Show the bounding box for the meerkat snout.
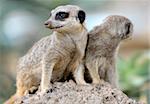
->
[44,5,86,32]
[44,21,52,28]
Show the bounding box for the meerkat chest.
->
[51,34,76,55]
[74,33,87,59]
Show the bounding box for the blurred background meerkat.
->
[84,15,133,88]
[5,5,87,104]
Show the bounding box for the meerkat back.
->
[85,15,133,88]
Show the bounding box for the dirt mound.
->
[15,81,143,104]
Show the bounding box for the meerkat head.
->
[44,5,86,33]
[103,15,133,40]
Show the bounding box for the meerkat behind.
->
[5,5,87,104]
[84,15,133,87]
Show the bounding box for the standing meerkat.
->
[84,15,133,87]
[5,5,87,104]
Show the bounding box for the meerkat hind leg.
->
[28,86,39,94]
[105,66,118,88]
[86,63,101,84]
[16,70,40,96]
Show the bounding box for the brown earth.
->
[15,80,143,104]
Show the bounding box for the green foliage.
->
[117,52,150,98]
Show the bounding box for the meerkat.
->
[5,5,87,104]
[84,15,133,88]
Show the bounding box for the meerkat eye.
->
[55,12,69,21]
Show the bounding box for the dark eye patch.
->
[55,12,69,21]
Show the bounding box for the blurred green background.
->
[0,0,149,103]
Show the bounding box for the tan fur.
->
[84,15,133,87]
[5,5,87,104]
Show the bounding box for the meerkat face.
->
[104,15,133,40]
[44,5,86,33]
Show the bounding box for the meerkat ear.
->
[125,23,131,35]
[78,10,86,24]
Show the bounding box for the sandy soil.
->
[15,80,143,104]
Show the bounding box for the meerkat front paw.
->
[39,86,53,96]
[41,85,52,93]
[75,78,87,85]
[41,82,53,94]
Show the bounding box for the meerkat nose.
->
[44,21,52,27]
[44,22,48,26]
